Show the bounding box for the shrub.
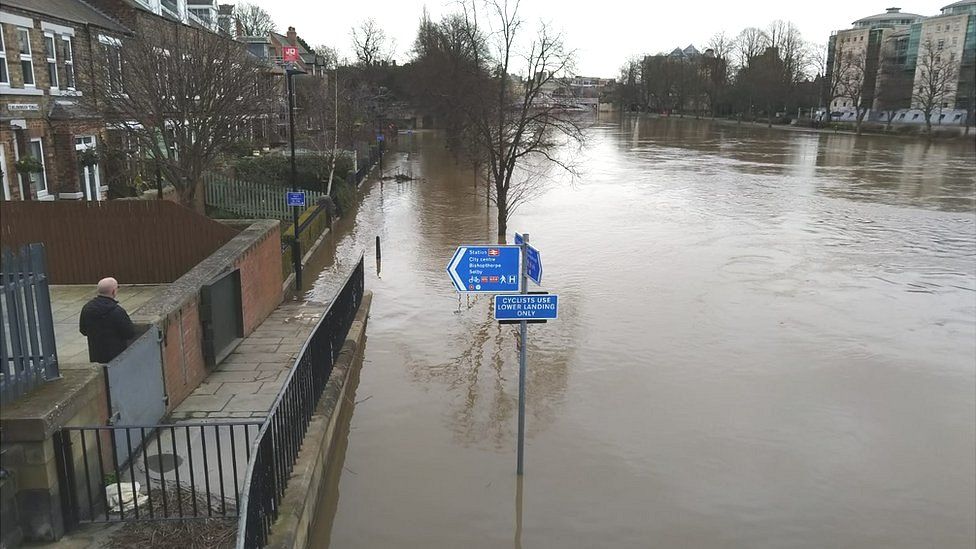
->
[232,153,353,192]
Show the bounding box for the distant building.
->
[823,3,976,126]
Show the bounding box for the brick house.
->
[0,0,129,201]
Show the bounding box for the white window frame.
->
[44,32,58,89]
[0,26,9,85]
[99,34,124,95]
[61,35,75,90]
[17,27,35,88]
[28,138,49,198]
[0,146,10,200]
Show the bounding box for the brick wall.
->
[236,222,284,334]
[0,8,114,201]
[131,220,283,413]
[159,300,208,410]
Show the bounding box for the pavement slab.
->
[170,299,325,421]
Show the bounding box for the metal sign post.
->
[517,234,529,475]
[446,234,558,476]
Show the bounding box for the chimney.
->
[287,26,297,46]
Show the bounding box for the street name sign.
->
[286,191,306,207]
[494,294,558,321]
[447,245,522,293]
[514,233,542,285]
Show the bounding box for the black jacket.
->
[79,295,136,363]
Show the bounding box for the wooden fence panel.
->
[0,201,240,284]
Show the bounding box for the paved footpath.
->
[169,299,324,421]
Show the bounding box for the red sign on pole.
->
[283,46,299,62]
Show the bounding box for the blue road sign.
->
[513,233,542,285]
[286,191,306,207]
[447,246,522,293]
[494,294,559,321]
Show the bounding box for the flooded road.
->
[304,116,976,548]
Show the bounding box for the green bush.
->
[233,153,353,192]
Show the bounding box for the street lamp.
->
[286,64,307,292]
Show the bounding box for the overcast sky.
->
[251,0,953,76]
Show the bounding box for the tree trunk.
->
[495,185,507,238]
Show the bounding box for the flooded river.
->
[302,116,976,548]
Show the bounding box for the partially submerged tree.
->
[233,2,276,36]
[912,37,958,135]
[469,0,585,237]
[89,21,273,210]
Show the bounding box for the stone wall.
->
[0,367,108,542]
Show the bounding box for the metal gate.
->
[201,269,243,367]
[104,325,166,465]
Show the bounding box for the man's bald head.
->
[97,277,119,299]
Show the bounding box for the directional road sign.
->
[286,191,306,207]
[494,294,558,321]
[514,233,542,285]
[447,246,522,293]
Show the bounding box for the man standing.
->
[79,277,136,363]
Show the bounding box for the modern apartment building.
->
[823,2,976,126]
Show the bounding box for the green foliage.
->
[77,148,100,166]
[14,156,44,174]
[334,180,356,214]
[223,139,258,158]
[232,153,353,192]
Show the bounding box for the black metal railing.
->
[236,255,364,548]
[1,243,59,405]
[56,421,262,527]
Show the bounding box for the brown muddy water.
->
[299,116,976,548]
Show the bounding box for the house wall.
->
[0,7,117,201]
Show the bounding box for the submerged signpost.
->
[447,233,558,475]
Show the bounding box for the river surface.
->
[300,116,976,548]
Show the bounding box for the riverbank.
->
[627,112,976,142]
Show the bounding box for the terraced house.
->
[0,0,128,201]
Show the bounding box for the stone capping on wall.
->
[263,291,372,549]
[0,367,103,442]
[130,219,278,326]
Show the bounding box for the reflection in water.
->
[311,119,975,549]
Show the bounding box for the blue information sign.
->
[447,246,522,293]
[286,191,306,207]
[494,294,559,320]
[514,233,542,285]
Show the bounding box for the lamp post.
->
[286,63,307,292]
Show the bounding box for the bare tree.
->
[351,18,394,66]
[466,0,584,237]
[312,45,339,69]
[912,38,959,135]
[233,2,276,36]
[88,21,273,211]
[836,49,870,133]
[733,27,769,70]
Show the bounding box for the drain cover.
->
[145,453,182,474]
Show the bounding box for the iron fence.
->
[0,243,58,405]
[56,421,262,527]
[236,255,365,548]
